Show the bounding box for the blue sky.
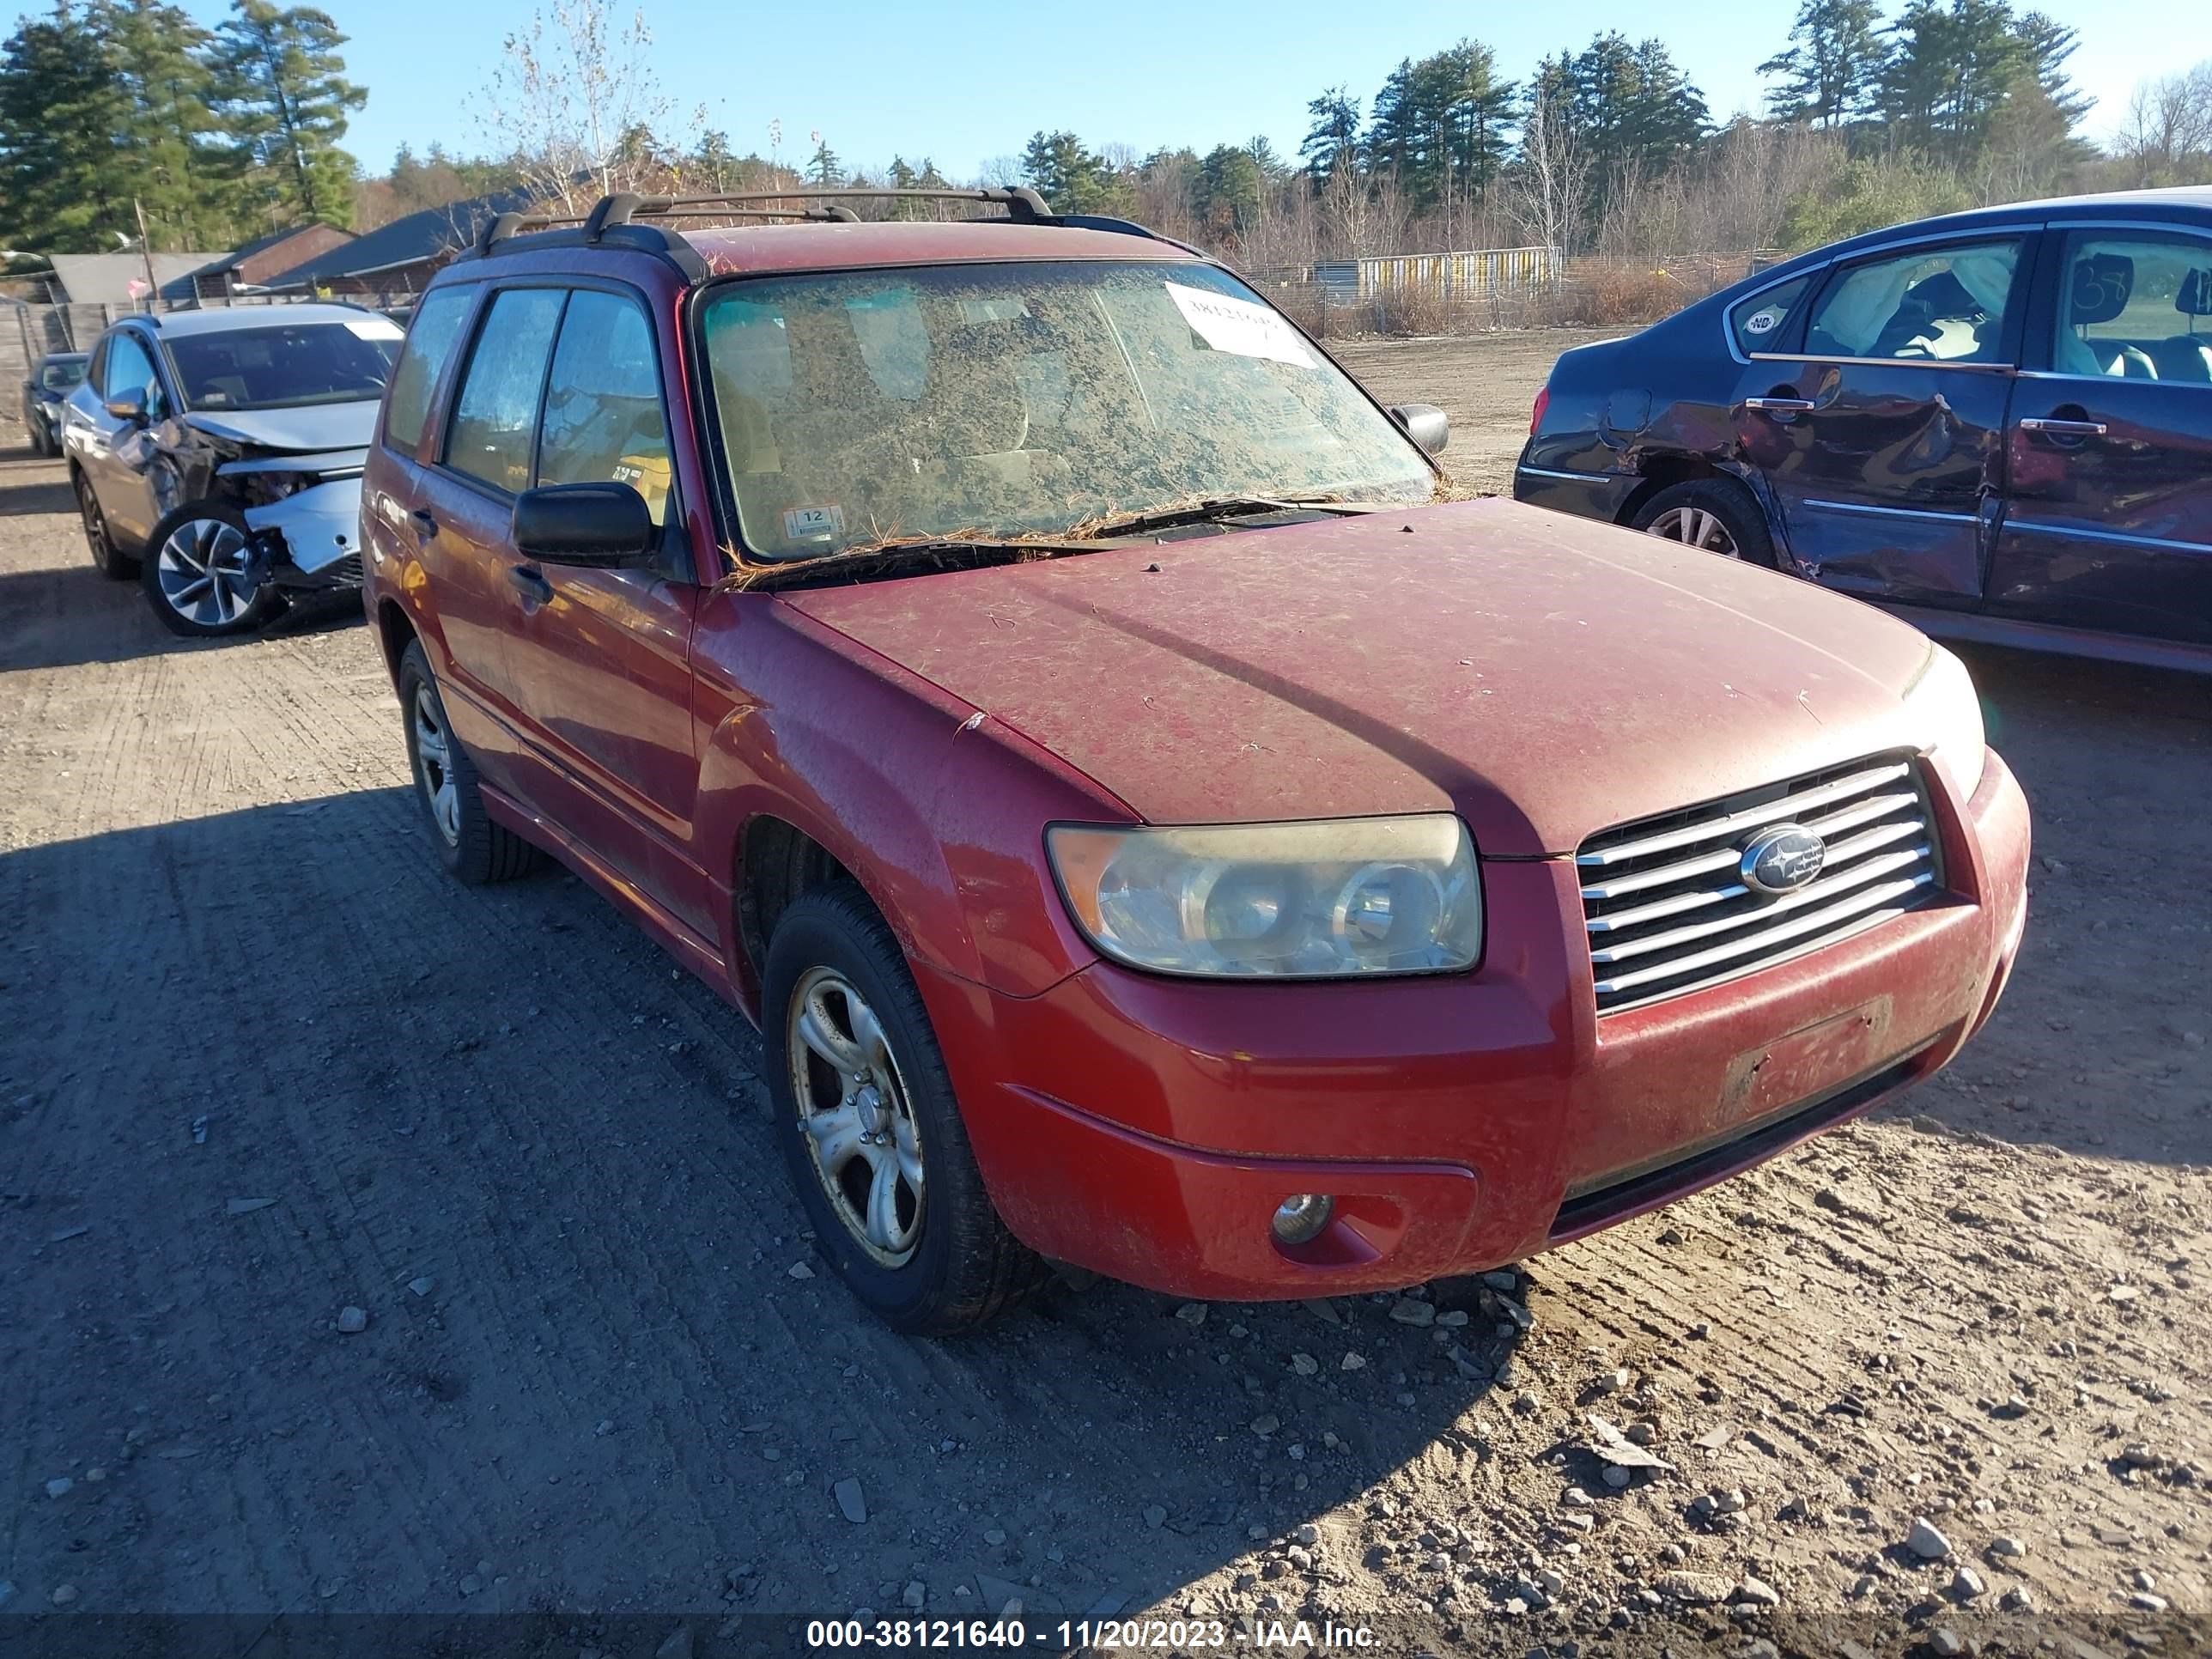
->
[167,0,2209,181]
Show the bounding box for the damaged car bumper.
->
[222,452,364,587]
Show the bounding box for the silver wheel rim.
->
[410,686,461,846]
[787,967,925,1268]
[1648,505,1741,558]
[155,518,257,625]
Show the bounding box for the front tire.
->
[1631,478,1778,568]
[141,500,283,636]
[396,641,539,884]
[76,471,137,580]
[764,885,1045,1334]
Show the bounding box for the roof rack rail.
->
[585,186,1051,235]
[477,185,1056,254]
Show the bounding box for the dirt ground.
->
[3,332,2209,1659]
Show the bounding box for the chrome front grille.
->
[1577,754,1942,1015]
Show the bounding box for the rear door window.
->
[1805,239,2026,364]
[535,289,672,524]
[382,287,476,453]
[444,288,566,495]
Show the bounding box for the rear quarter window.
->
[1729,276,1812,355]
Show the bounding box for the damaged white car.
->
[61,304,402,638]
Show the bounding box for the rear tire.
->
[396,641,540,884]
[1631,478,1777,568]
[141,500,283,636]
[764,885,1046,1334]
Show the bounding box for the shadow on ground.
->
[0,559,363,672]
[2,787,1509,1626]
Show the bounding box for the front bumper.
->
[922,750,2029,1300]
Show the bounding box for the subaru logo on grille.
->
[1741,824,1826,895]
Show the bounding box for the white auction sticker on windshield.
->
[344,317,404,341]
[1164,282,1316,368]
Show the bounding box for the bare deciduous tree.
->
[477,0,678,216]
[2115,62,2212,187]
[1320,161,1411,259]
[1508,92,1592,261]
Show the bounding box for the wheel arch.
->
[376,598,420,689]
[737,814,871,987]
[1617,455,1793,563]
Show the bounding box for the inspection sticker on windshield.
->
[1164,282,1316,368]
[343,317,404,341]
[783,504,845,540]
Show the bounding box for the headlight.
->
[1046,816,1482,978]
[1904,643,1985,802]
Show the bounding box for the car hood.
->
[181,402,380,453]
[781,499,1940,855]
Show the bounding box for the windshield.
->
[165,320,402,412]
[699,260,1433,560]
[40,359,86,392]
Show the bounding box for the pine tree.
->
[0,3,136,251]
[96,0,228,247]
[1759,0,1887,129]
[1195,144,1262,235]
[805,137,842,187]
[1876,0,2034,168]
[1300,88,1362,181]
[693,129,736,192]
[1020,131,1122,214]
[211,0,364,230]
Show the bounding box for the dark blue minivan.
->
[1516,186,2212,672]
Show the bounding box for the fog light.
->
[1271,1193,1334,1245]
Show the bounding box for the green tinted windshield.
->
[699,260,1432,560]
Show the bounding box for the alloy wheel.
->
[1646,505,1741,558]
[410,687,461,847]
[787,966,926,1267]
[77,479,111,564]
[154,517,259,626]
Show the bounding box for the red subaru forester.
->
[361,188,2029,1333]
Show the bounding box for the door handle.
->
[507,564,553,605]
[1745,397,1817,416]
[2018,416,2108,438]
[409,507,437,538]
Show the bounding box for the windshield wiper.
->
[1070,495,1374,540]
[726,535,1115,592]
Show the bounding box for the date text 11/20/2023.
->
[805,1617,1382,1649]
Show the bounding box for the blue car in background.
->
[1516,186,2212,672]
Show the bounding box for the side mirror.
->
[511,482,655,566]
[102,386,148,424]
[1388,403,1449,455]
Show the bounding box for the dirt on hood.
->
[781,497,1939,854]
